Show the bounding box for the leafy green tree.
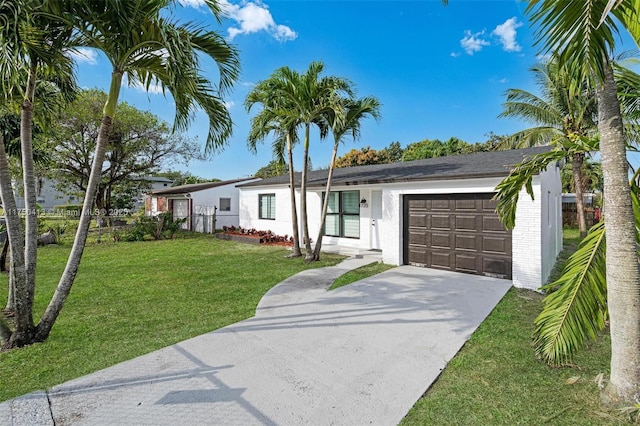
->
[48,89,200,215]
[313,96,381,260]
[380,141,403,162]
[401,137,471,161]
[498,57,599,237]
[335,146,390,168]
[156,170,214,187]
[254,159,289,179]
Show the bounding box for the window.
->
[220,197,231,212]
[259,194,276,220]
[324,190,360,238]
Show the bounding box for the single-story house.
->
[146,178,260,232]
[238,147,562,290]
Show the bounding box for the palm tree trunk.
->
[572,153,588,237]
[597,61,640,406]
[0,130,29,349]
[313,140,339,260]
[300,124,313,260]
[286,133,301,257]
[20,62,38,323]
[35,71,122,342]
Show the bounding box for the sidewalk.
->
[1,253,511,425]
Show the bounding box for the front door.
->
[370,190,382,250]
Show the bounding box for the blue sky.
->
[69,0,637,181]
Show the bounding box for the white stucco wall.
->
[189,179,259,229]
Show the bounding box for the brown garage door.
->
[403,193,512,279]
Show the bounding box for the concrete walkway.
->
[1,255,511,426]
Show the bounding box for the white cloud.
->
[220,0,297,42]
[460,30,490,55]
[450,52,461,58]
[177,0,207,9]
[492,17,523,52]
[68,48,98,65]
[224,100,235,110]
[126,76,164,95]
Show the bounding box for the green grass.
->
[0,234,344,401]
[402,227,623,425]
[328,262,396,290]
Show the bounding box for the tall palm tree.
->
[245,73,303,257]
[282,62,351,260]
[1,0,239,349]
[499,58,598,237]
[527,0,640,404]
[34,0,239,343]
[312,96,381,260]
[0,0,77,348]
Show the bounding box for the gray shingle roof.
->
[152,178,255,195]
[238,146,553,188]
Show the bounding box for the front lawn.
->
[0,234,344,401]
[402,227,621,425]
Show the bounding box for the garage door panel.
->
[455,199,478,211]
[455,254,477,273]
[482,198,498,210]
[410,214,427,228]
[483,236,507,254]
[431,199,450,211]
[483,258,509,277]
[455,234,478,251]
[405,193,511,279]
[431,215,451,230]
[483,216,506,232]
[408,246,427,265]
[455,215,477,232]
[409,230,427,246]
[430,251,452,269]
[431,232,452,250]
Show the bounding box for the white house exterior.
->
[147,178,260,232]
[238,147,563,291]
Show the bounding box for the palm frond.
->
[533,220,607,366]
[494,149,567,229]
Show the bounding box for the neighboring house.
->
[238,147,563,291]
[146,178,260,232]
[132,176,173,210]
[14,177,77,211]
[13,176,174,212]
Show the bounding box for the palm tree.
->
[312,96,381,260]
[499,58,598,237]
[282,62,351,260]
[1,0,239,349]
[34,0,239,343]
[525,0,640,404]
[245,72,303,257]
[0,0,77,348]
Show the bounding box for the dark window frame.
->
[259,193,276,220]
[323,190,360,239]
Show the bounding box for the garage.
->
[403,193,512,279]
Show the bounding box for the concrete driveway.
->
[2,262,511,426]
